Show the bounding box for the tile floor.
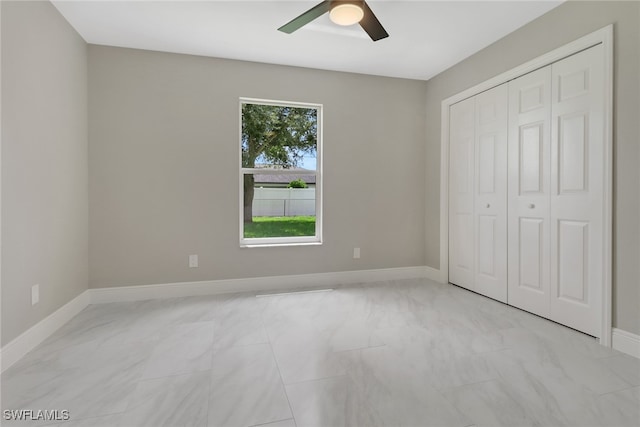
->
[2,278,639,427]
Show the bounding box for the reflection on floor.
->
[2,278,639,427]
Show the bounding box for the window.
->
[240,98,322,246]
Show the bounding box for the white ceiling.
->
[51,1,563,81]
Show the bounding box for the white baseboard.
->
[612,328,640,359]
[89,266,429,304]
[0,290,90,373]
[423,266,443,283]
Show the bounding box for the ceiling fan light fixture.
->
[278,0,388,41]
[329,3,364,26]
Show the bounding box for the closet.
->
[448,43,606,337]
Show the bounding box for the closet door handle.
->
[528,203,535,209]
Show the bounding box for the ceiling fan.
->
[278,0,389,42]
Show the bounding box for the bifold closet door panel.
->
[549,45,604,337]
[507,66,552,317]
[449,97,475,290]
[474,85,508,303]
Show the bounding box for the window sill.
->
[240,241,323,249]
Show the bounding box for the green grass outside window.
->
[243,216,316,238]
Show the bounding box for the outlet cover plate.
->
[189,254,198,268]
[31,284,40,305]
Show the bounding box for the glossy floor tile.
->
[2,278,639,426]
[209,343,291,427]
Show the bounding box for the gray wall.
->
[424,1,640,334]
[88,46,426,288]
[1,1,88,345]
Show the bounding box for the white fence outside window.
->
[252,188,315,217]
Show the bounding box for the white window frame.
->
[239,97,323,247]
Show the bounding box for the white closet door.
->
[474,85,508,302]
[507,66,552,316]
[549,45,604,336]
[449,97,475,290]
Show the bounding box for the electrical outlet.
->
[31,284,40,306]
[189,254,198,268]
[353,247,361,259]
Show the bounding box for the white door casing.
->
[474,85,508,302]
[507,66,553,317]
[449,97,475,291]
[549,45,604,336]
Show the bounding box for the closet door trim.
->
[439,24,613,346]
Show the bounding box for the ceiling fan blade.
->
[278,1,332,34]
[359,1,389,41]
